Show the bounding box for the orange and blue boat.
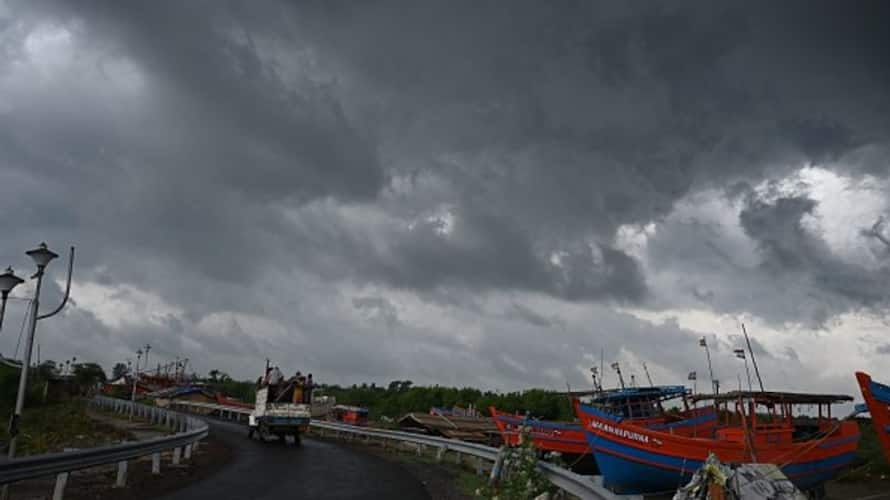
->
[491,386,718,473]
[575,391,860,494]
[855,371,890,465]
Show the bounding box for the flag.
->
[688,371,697,381]
[699,337,707,347]
[734,349,746,359]
[610,362,620,370]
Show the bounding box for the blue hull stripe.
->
[869,380,890,405]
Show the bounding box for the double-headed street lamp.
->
[5,243,75,465]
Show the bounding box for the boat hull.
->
[856,371,890,466]
[575,401,859,494]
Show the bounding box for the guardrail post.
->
[435,446,446,463]
[489,447,506,487]
[115,460,128,488]
[52,472,69,500]
[455,451,462,465]
[152,453,161,475]
[474,457,485,476]
[415,443,422,457]
[172,447,182,466]
[184,443,192,460]
[192,440,200,453]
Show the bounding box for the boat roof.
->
[566,385,688,401]
[691,391,852,405]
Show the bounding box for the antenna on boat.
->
[741,323,765,392]
[600,348,605,390]
[734,348,754,392]
[611,362,625,390]
[590,366,601,392]
[642,362,654,387]
[630,374,637,388]
[699,336,718,395]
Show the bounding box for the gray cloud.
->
[0,1,888,389]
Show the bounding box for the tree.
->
[111,362,128,380]
[73,363,107,388]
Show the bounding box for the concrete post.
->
[415,443,422,457]
[173,447,182,465]
[52,472,69,500]
[435,447,446,463]
[152,453,161,475]
[184,444,192,460]
[192,440,200,454]
[455,451,462,465]
[115,461,128,488]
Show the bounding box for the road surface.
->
[156,419,430,500]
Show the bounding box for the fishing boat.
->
[575,391,860,494]
[490,386,718,473]
[855,371,890,465]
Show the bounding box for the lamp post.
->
[6,244,74,467]
[0,267,24,333]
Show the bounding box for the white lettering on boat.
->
[588,420,650,444]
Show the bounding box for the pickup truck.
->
[248,386,311,444]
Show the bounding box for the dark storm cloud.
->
[1,1,889,382]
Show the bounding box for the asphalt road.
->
[156,419,430,500]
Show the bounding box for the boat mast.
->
[611,362,625,390]
[699,336,718,395]
[741,323,766,392]
[642,362,654,387]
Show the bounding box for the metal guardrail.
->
[171,400,638,500]
[0,396,209,499]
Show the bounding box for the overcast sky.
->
[1,1,889,398]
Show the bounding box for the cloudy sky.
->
[1,1,889,398]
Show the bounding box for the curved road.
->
[157,419,430,500]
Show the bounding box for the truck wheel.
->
[247,427,255,439]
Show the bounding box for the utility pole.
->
[131,349,142,419]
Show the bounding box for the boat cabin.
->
[690,391,853,447]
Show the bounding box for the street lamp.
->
[0,267,24,332]
[6,244,74,467]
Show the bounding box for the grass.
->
[0,400,131,456]
[457,469,488,497]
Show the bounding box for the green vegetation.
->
[318,380,575,421]
[835,417,890,482]
[0,359,110,455]
[0,400,129,456]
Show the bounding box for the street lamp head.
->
[26,243,58,270]
[0,267,24,297]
